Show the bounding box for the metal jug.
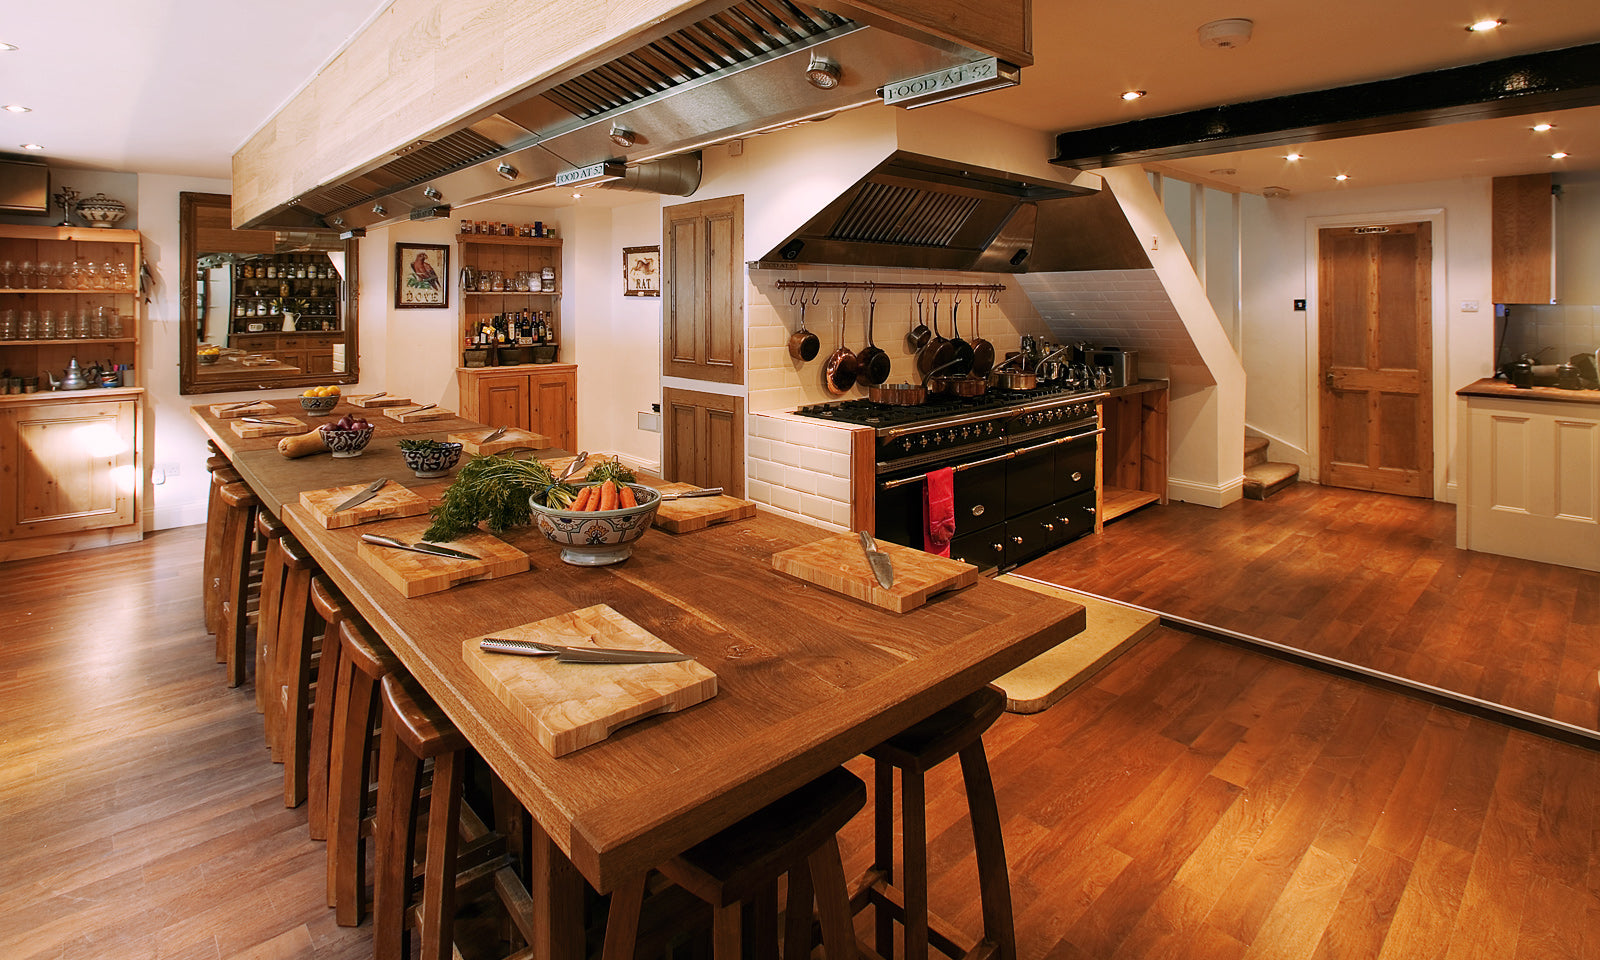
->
[50,357,92,391]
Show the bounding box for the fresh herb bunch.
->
[423,455,576,542]
[583,457,637,486]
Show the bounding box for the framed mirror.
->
[178,192,360,394]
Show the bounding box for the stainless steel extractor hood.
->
[245,1,1010,232]
[753,150,1152,273]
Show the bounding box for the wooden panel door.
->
[1491,173,1554,304]
[662,196,744,384]
[0,399,136,538]
[530,370,576,452]
[1318,223,1433,497]
[662,387,744,497]
[477,374,531,431]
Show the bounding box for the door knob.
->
[1324,371,1336,388]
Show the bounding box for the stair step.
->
[1244,435,1270,469]
[1243,461,1299,501]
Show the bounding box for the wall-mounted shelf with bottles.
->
[456,235,562,359]
[230,252,344,333]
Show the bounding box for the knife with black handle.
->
[361,533,479,561]
[479,637,691,663]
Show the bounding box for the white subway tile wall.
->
[1504,304,1600,365]
[747,411,864,530]
[1017,269,1202,371]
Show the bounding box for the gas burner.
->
[791,384,1090,429]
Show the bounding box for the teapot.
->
[45,357,93,391]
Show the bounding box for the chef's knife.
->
[333,477,388,512]
[220,399,259,412]
[241,416,296,425]
[360,533,479,561]
[481,425,508,444]
[858,531,895,589]
[659,487,724,501]
[479,637,692,664]
[405,403,437,415]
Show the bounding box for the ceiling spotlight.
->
[1284,152,1303,161]
[1121,89,1146,101]
[372,203,387,216]
[1334,174,1350,181]
[422,186,441,200]
[1467,18,1504,32]
[3,104,30,113]
[20,142,44,150]
[571,191,584,200]
[608,123,636,148]
[805,55,841,90]
[496,161,518,181]
[1551,151,1569,160]
[0,42,17,52]
[1531,123,1554,132]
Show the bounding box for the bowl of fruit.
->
[319,414,374,457]
[299,385,341,416]
[197,346,220,365]
[398,438,463,478]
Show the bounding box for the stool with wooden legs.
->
[253,511,287,725]
[272,535,321,804]
[306,576,352,841]
[375,673,531,960]
[601,766,867,960]
[216,481,259,688]
[203,458,240,642]
[854,685,1015,960]
[325,617,403,925]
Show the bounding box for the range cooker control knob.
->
[920,436,929,448]
[986,423,995,434]
[901,439,913,451]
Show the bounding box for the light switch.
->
[638,412,661,432]
[1460,300,1480,312]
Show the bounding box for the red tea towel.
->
[923,467,956,557]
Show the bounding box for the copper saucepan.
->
[787,285,819,362]
[856,284,891,386]
[989,353,1037,391]
[869,357,965,405]
[823,291,859,396]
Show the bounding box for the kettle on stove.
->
[44,357,93,391]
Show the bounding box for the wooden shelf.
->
[1,287,137,295]
[1101,487,1161,523]
[0,338,136,346]
[464,289,559,297]
[454,235,561,248]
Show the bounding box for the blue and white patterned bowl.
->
[400,441,462,478]
[320,425,374,457]
[300,395,339,416]
[528,483,660,566]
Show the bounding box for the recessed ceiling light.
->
[1285,152,1304,161]
[1334,174,1350,181]
[20,143,44,151]
[571,191,584,200]
[1551,152,1569,160]
[3,104,30,113]
[1120,90,1146,101]
[1466,18,1504,32]
[0,42,18,52]
[1531,122,1554,132]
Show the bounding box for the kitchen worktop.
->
[1456,377,1600,404]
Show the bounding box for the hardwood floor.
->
[1016,483,1600,730]
[3,523,1597,959]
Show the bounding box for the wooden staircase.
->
[1243,435,1299,500]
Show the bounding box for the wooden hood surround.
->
[230,0,1032,231]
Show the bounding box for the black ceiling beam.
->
[1051,42,1600,168]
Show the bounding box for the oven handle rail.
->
[876,428,1103,490]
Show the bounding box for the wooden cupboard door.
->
[1318,223,1433,498]
[0,399,136,538]
[1491,173,1554,304]
[477,375,531,431]
[662,387,744,497]
[662,196,744,385]
[530,370,576,452]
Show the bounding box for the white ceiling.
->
[4,0,1599,198]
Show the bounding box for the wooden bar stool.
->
[602,766,867,960]
[216,481,259,688]
[253,511,287,724]
[375,673,530,960]
[273,535,321,803]
[306,576,351,841]
[203,459,240,642]
[855,685,1015,960]
[327,617,402,926]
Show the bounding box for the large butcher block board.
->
[770,534,979,613]
[357,516,528,598]
[449,427,550,456]
[348,393,412,408]
[230,416,307,438]
[384,404,454,423]
[300,480,432,529]
[462,604,717,757]
[652,483,757,534]
[209,400,276,419]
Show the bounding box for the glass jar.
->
[107,312,124,338]
[41,310,58,339]
[78,309,93,339]
[1,308,16,339]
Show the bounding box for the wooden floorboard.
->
[3,523,1598,958]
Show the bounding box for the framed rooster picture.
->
[395,242,449,308]
[623,245,660,297]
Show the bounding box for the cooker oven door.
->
[874,449,1010,552]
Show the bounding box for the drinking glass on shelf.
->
[116,262,131,290]
[20,310,37,339]
[18,260,34,288]
[107,310,123,338]
[79,309,94,339]
[0,261,13,288]
[1,309,16,339]
[41,310,57,339]
[47,261,65,289]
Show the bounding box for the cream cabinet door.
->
[0,399,137,539]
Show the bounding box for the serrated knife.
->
[361,533,479,561]
[479,637,692,664]
[859,531,895,589]
[333,477,388,512]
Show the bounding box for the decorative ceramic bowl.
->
[528,483,661,566]
[299,395,339,416]
[76,193,128,228]
[319,425,374,458]
[197,352,219,365]
[400,441,463,478]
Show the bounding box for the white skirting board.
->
[1167,475,1244,508]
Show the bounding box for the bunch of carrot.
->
[569,479,638,511]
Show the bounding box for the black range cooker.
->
[792,386,1105,569]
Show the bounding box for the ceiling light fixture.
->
[496,162,518,181]
[1551,151,1569,160]
[0,42,17,52]
[805,55,841,90]
[20,143,44,151]
[608,124,636,148]
[1285,152,1303,161]
[571,191,584,200]
[1334,174,1350,181]
[1121,89,1146,101]
[1466,18,1504,32]
[1197,18,1253,49]
[1531,123,1554,132]
[3,104,30,113]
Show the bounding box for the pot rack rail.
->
[774,279,1005,303]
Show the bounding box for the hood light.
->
[0,43,17,52]
[372,203,387,216]
[1285,152,1303,161]
[1467,18,1505,32]
[608,124,637,148]
[496,162,518,181]
[423,186,441,201]
[1334,174,1350,182]
[806,56,842,90]
[1121,90,1146,101]
[3,104,30,113]
[1551,151,1569,160]
[20,142,44,150]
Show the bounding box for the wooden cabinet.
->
[0,392,142,561]
[228,252,343,333]
[1099,383,1168,527]
[663,196,743,384]
[457,364,576,451]
[456,235,561,358]
[230,331,342,373]
[662,387,744,497]
[1,225,142,390]
[1492,173,1556,304]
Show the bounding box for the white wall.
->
[1241,177,1495,500]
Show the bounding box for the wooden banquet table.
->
[193,400,1086,958]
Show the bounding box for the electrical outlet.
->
[157,460,180,477]
[638,412,661,433]
[1460,300,1480,312]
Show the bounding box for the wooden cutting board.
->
[770,533,979,613]
[357,516,528,598]
[652,483,758,534]
[461,603,717,757]
[384,404,454,423]
[348,393,412,408]
[209,400,275,419]
[230,416,307,438]
[300,480,432,529]
[449,427,550,456]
